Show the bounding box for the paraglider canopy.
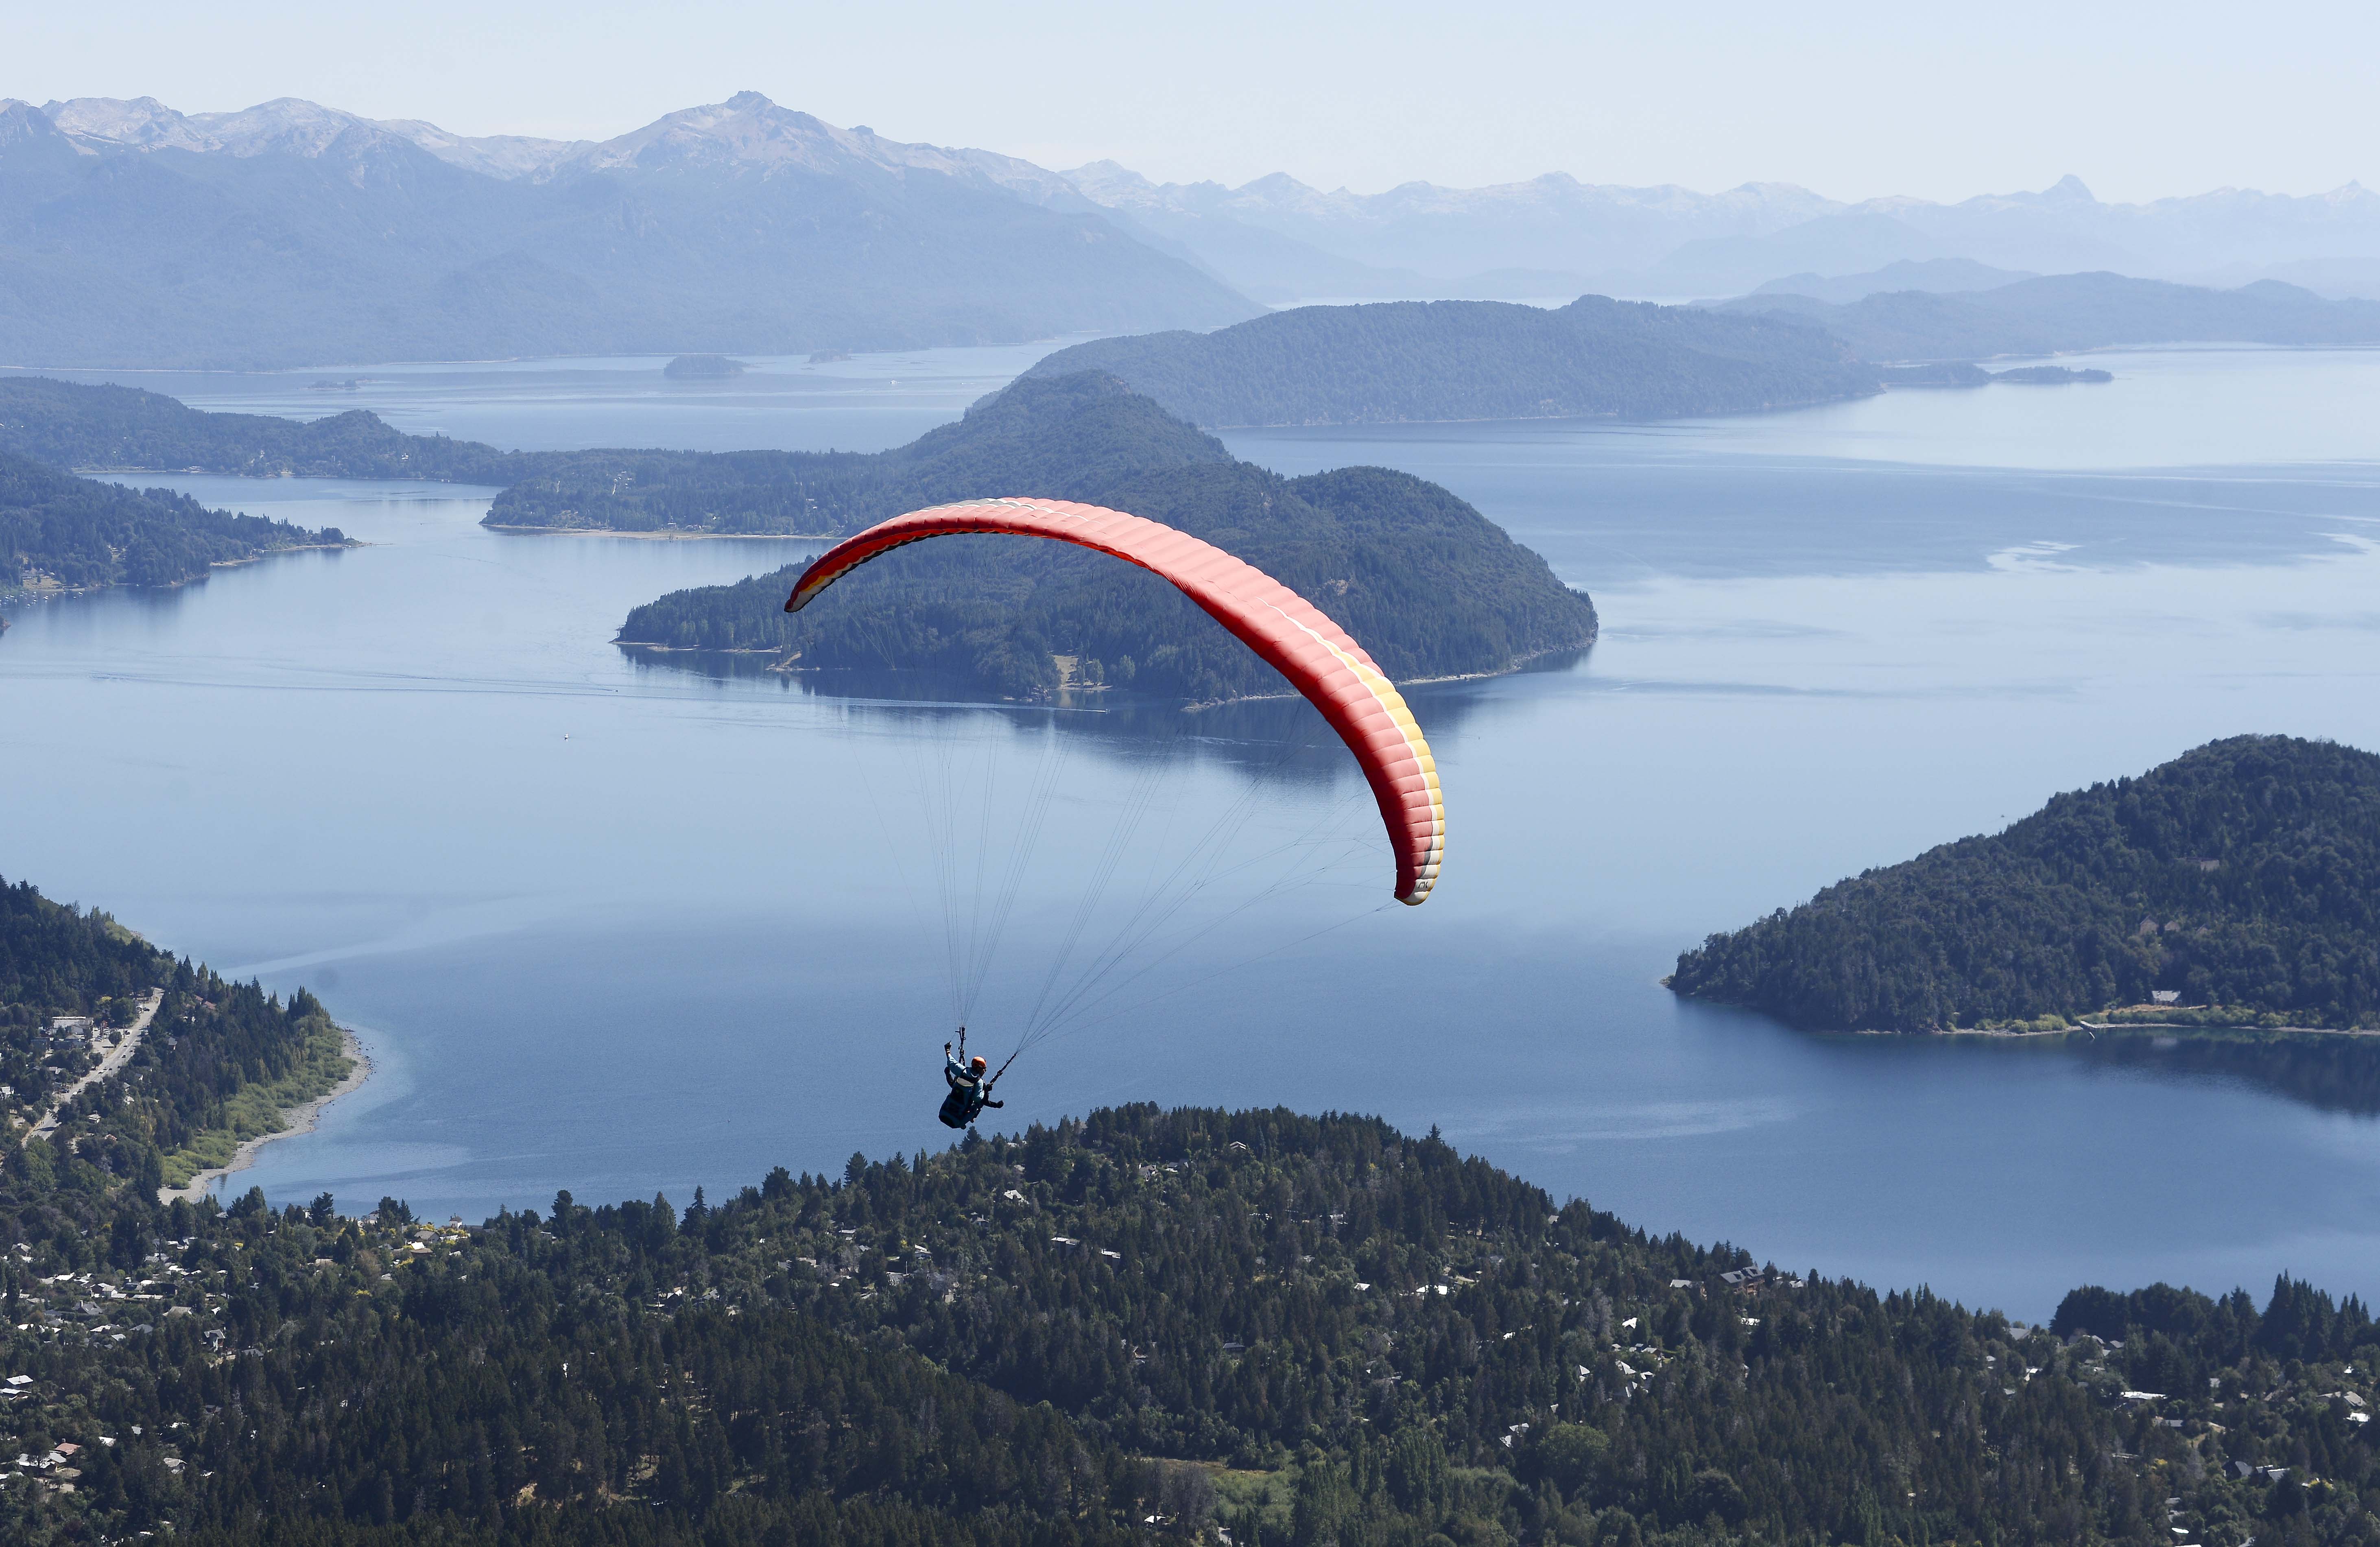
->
[787,497,1444,903]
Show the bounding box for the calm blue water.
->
[5,344,2379,1318]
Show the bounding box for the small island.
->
[1991,365,2115,384]
[663,354,748,379]
[1668,735,2380,1034]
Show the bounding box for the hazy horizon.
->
[13,0,2378,205]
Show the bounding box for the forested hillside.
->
[6,1101,2380,1547]
[1668,736,2380,1032]
[614,374,1598,702]
[1020,297,1881,426]
[1,450,352,598]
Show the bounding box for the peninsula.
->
[0,873,358,1193]
[0,376,526,483]
[615,372,1599,703]
[1,448,355,599]
[1668,735,2380,1034]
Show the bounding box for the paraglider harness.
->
[939,1028,1011,1129]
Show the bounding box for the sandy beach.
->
[159,1025,373,1204]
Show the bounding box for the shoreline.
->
[483,524,830,540]
[159,1025,373,1204]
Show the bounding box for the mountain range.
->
[7,90,2380,370]
[1058,166,2380,304]
[0,93,1254,368]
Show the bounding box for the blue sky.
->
[16,0,2375,202]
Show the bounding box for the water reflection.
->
[2074,1031,2380,1119]
[618,646,1591,786]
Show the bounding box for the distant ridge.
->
[1746,258,2037,306]
[1718,272,2380,361]
[1059,164,2380,304]
[1024,297,1879,427]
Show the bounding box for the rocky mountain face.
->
[0,93,1256,368]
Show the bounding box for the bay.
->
[4,344,2378,1318]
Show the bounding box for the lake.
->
[5,344,2378,1319]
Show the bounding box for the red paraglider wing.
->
[786,498,1443,904]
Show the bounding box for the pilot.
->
[940,1038,1003,1129]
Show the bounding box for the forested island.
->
[7,1091,2380,1546]
[1668,736,2380,1033]
[1,450,354,599]
[1018,297,1881,427]
[615,373,1599,702]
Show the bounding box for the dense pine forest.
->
[0,450,352,599]
[614,374,1598,703]
[1018,299,1880,427]
[1668,736,2380,1032]
[5,1099,2380,1547]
